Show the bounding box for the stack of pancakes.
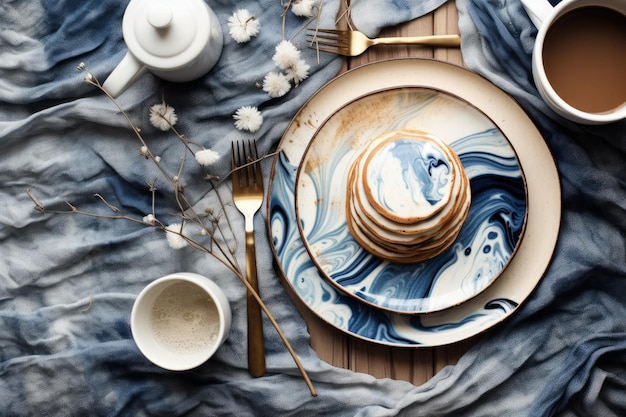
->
[346,130,471,263]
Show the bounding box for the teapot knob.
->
[146,5,173,29]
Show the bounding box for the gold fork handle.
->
[245,227,266,377]
[372,34,461,48]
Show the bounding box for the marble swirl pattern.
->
[270,151,519,346]
[365,137,454,221]
[294,88,527,314]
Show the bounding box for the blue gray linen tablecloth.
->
[1,0,624,415]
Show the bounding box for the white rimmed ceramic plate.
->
[267,59,560,347]
[295,87,528,314]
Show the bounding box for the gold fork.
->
[231,140,266,377]
[308,28,461,57]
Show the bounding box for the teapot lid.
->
[122,0,212,70]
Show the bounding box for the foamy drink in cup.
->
[131,272,232,371]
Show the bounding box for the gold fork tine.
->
[308,37,349,47]
[252,141,263,191]
[232,140,262,187]
[307,29,350,55]
[242,141,253,187]
[305,42,348,53]
[315,28,350,36]
[313,45,350,55]
[306,28,353,55]
[308,28,350,41]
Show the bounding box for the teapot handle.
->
[102,52,147,98]
[521,0,554,28]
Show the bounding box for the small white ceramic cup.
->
[131,272,231,371]
[522,0,626,124]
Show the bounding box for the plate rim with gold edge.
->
[266,58,561,347]
[294,85,529,315]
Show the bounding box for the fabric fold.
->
[1,0,624,416]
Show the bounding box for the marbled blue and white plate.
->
[267,59,561,347]
[294,87,527,314]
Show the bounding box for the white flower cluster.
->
[233,106,263,133]
[263,40,310,99]
[291,0,317,18]
[149,102,178,132]
[147,101,221,167]
[228,3,316,132]
[165,223,188,249]
[195,148,221,167]
[227,9,260,44]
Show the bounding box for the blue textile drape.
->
[1,0,624,415]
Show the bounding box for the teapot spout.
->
[102,52,147,98]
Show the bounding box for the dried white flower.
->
[272,40,301,70]
[284,59,310,85]
[140,145,149,158]
[291,0,317,17]
[143,214,156,225]
[227,9,260,43]
[149,102,178,131]
[262,72,292,98]
[84,72,96,84]
[233,106,263,132]
[165,223,188,249]
[195,148,220,167]
[76,62,86,71]
[154,156,161,163]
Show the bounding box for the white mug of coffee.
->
[130,272,232,371]
[522,0,626,124]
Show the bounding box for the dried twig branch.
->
[28,67,318,397]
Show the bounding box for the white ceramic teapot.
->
[102,0,223,98]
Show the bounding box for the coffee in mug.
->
[542,7,626,114]
[522,0,626,124]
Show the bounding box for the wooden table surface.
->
[299,0,483,386]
